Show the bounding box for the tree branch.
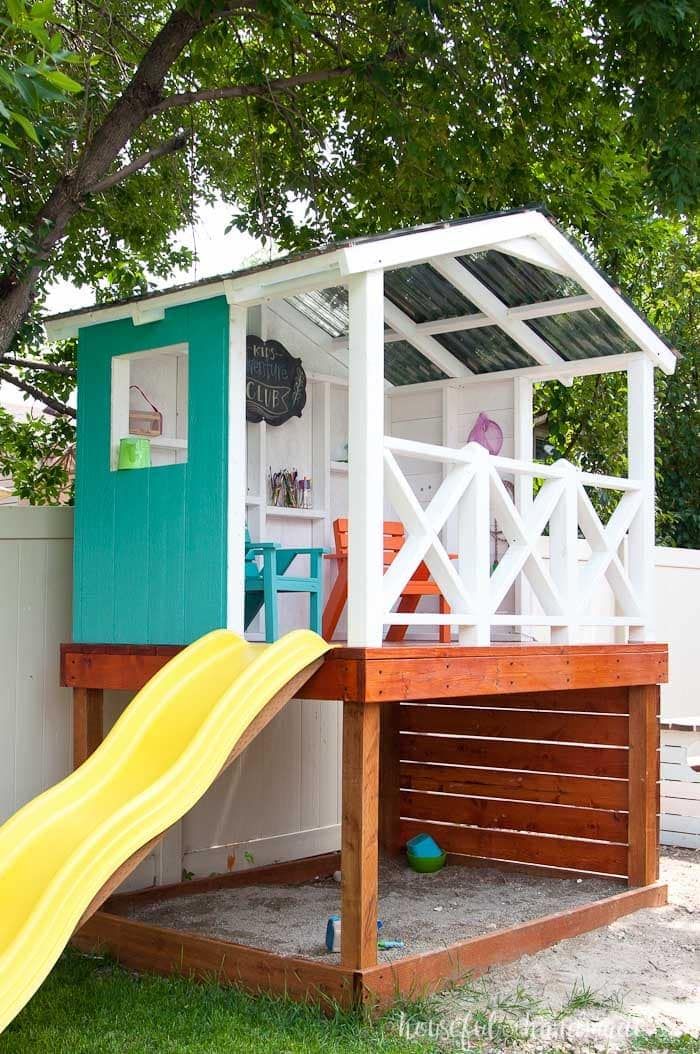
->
[153,64,352,112]
[0,355,76,376]
[0,367,76,418]
[87,131,192,195]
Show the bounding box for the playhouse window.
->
[110,344,189,470]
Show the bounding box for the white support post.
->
[458,444,491,644]
[226,303,248,634]
[442,384,460,561]
[627,356,656,641]
[549,462,579,643]
[513,377,534,631]
[347,270,385,646]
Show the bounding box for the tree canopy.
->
[0,0,697,542]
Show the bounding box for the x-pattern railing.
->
[383,436,645,643]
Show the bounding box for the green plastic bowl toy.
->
[406,832,447,873]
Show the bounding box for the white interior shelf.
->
[148,436,188,450]
[265,506,327,520]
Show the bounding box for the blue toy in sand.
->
[406,833,447,873]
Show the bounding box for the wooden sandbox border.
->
[72,852,667,1011]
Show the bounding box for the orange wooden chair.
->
[322,518,451,643]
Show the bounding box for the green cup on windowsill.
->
[118,436,151,470]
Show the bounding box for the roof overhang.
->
[44,209,677,378]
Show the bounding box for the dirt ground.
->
[126,848,699,1048]
[433,847,699,1049]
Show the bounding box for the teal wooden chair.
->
[244,526,326,642]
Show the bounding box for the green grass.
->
[631,1031,700,1053]
[0,951,438,1054]
[3,953,696,1054]
[553,978,624,1020]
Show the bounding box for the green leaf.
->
[0,131,19,148]
[42,69,83,93]
[30,0,54,19]
[24,18,50,46]
[10,110,40,143]
[6,0,25,24]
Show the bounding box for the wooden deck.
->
[62,639,668,1007]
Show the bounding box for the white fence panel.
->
[0,508,73,824]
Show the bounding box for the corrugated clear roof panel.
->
[527,308,639,360]
[285,287,348,338]
[457,251,585,306]
[434,328,537,373]
[384,340,448,385]
[384,263,479,322]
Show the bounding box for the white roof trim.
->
[43,209,675,377]
[494,236,570,276]
[530,214,677,375]
[338,211,545,276]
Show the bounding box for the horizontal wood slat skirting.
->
[394,686,660,880]
[400,818,628,876]
[410,688,632,714]
[400,790,628,842]
[400,762,629,810]
[400,733,629,778]
[399,705,629,745]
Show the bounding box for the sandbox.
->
[121,856,621,964]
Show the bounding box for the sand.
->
[125,855,620,964]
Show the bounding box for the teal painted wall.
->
[73,297,229,644]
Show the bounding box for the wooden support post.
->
[379,703,401,856]
[627,684,660,887]
[341,700,380,970]
[73,687,104,769]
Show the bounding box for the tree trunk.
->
[0,3,211,358]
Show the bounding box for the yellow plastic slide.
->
[0,628,329,1033]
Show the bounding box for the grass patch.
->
[0,950,438,1054]
[631,1031,700,1053]
[554,978,624,1020]
[3,951,695,1054]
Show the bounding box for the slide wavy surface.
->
[0,628,329,1033]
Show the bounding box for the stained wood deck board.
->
[61,641,669,699]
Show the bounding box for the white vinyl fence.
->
[654,548,700,848]
[0,507,73,824]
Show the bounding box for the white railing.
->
[383,436,649,644]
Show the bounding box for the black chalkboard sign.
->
[246,335,307,426]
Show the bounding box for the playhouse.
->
[46,208,671,1007]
